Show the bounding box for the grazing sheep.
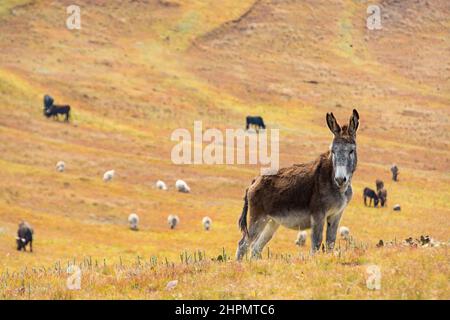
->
[202,216,212,231]
[295,230,307,246]
[393,204,401,211]
[168,215,179,229]
[156,180,167,190]
[103,170,115,182]
[128,213,139,231]
[56,161,65,172]
[339,226,350,240]
[175,180,190,193]
[16,221,33,252]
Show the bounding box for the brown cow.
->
[236,110,359,259]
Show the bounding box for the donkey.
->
[236,109,359,259]
[375,179,384,192]
[16,221,33,252]
[377,188,387,207]
[391,164,399,181]
[43,94,54,109]
[363,187,379,207]
[374,179,387,206]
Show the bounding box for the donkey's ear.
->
[348,109,359,136]
[326,112,341,136]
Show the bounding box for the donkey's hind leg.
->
[236,234,249,261]
[236,215,268,261]
[251,219,279,259]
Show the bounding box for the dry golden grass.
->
[0,0,449,299]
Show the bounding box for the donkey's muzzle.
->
[334,176,347,187]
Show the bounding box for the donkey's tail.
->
[238,187,250,236]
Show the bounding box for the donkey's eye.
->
[349,150,354,155]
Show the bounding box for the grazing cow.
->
[391,164,399,181]
[202,216,212,231]
[295,230,307,246]
[236,109,360,259]
[128,213,139,231]
[16,221,33,252]
[363,187,379,207]
[44,105,71,122]
[378,188,387,207]
[168,215,179,229]
[246,116,266,131]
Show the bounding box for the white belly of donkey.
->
[270,210,311,230]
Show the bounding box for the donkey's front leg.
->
[326,211,343,251]
[311,213,325,253]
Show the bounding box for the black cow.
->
[246,116,266,131]
[16,221,33,252]
[45,105,71,122]
[363,187,379,207]
[43,94,71,122]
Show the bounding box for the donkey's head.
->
[326,109,360,191]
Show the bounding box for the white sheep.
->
[56,161,65,172]
[103,170,115,182]
[128,213,139,231]
[156,180,167,190]
[202,216,212,231]
[295,230,307,246]
[339,226,350,240]
[175,179,190,193]
[167,214,179,229]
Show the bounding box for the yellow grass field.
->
[0,0,449,299]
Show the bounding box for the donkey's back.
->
[248,158,319,227]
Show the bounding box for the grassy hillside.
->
[0,0,448,299]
